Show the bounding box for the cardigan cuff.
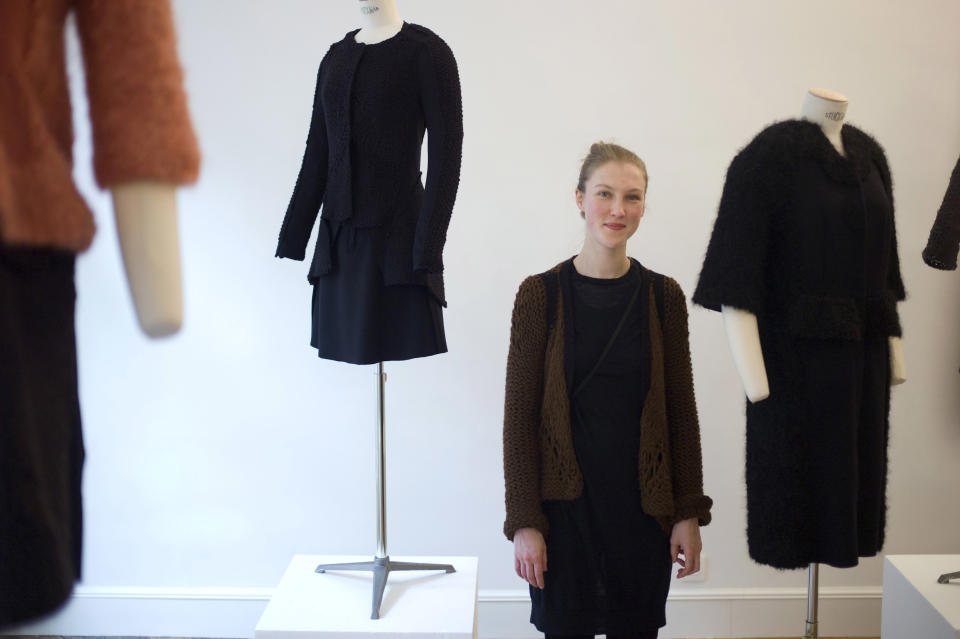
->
[922,239,959,271]
[673,494,713,527]
[503,511,550,542]
[275,239,307,261]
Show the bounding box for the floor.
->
[0,635,883,639]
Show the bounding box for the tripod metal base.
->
[316,555,456,619]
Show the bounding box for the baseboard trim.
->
[71,585,276,601]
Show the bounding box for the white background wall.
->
[11,1,960,637]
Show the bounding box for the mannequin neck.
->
[800,89,848,155]
[355,0,404,44]
[573,242,630,279]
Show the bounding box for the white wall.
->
[8,1,960,637]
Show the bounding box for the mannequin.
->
[276,0,462,365]
[355,0,403,44]
[0,1,199,627]
[275,0,463,617]
[111,181,183,337]
[720,88,906,403]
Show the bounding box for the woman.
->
[502,142,712,639]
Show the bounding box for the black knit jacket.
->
[275,23,463,303]
[694,120,906,341]
[923,154,960,270]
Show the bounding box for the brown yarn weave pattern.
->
[503,262,712,540]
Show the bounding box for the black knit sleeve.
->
[276,53,331,260]
[923,154,960,271]
[412,34,463,274]
[693,132,782,315]
[872,143,907,301]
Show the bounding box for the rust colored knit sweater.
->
[503,259,712,540]
[0,0,200,252]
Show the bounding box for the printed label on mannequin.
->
[361,6,380,15]
[824,111,846,122]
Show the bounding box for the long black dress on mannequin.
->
[275,22,463,365]
[693,120,906,569]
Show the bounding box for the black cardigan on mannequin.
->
[275,22,462,304]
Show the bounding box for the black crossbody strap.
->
[542,270,559,332]
[572,273,644,398]
[653,271,665,324]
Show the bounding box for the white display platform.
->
[255,555,479,639]
[882,554,960,639]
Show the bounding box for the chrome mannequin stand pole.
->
[315,362,455,619]
[803,562,819,639]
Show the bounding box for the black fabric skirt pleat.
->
[310,220,447,365]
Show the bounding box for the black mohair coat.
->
[923,154,960,270]
[694,120,906,569]
[275,23,462,304]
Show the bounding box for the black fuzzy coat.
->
[275,23,462,304]
[694,120,905,569]
[923,154,960,270]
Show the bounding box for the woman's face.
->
[576,161,646,251]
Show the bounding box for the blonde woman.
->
[502,143,712,639]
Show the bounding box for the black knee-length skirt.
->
[0,245,84,627]
[310,220,447,365]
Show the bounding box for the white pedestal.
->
[882,554,960,639]
[255,555,479,639]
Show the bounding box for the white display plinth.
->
[882,554,960,639]
[255,555,479,639]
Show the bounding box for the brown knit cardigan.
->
[502,259,712,540]
[0,0,200,252]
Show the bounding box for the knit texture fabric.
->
[694,120,904,569]
[923,154,960,270]
[502,260,712,541]
[0,0,201,252]
[275,23,463,303]
[694,120,906,340]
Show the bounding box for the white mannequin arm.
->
[721,305,770,402]
[889,336,906,385]
[111,180,183,338]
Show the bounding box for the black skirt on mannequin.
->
[0,245,84,627]
[530,263,668,638]
[310,219,447,365]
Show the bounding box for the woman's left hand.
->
[670,517,702,578]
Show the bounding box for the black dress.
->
[694,120,906,569]
[275,23,462,365]
[531,261,669,637]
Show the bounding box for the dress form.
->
[354,0,403,44]
[717,87,906,639]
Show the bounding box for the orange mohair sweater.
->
[0,0,200,252]
[502,261,713,540]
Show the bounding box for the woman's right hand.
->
[513,527,547,589]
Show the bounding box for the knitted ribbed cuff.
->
[503,511,550,542]
[673,494,713,527]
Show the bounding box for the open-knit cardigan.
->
[0,0,200,252]
[502,259,712,540]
